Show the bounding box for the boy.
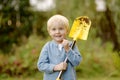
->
[37,14,82,80]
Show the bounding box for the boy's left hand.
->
[62,39,70,52]
[53,62,67,71]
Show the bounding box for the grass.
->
[78,77,120,80]
[1,72,120,80]
[1,77,120,80]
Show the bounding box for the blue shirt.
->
[37,40,82,80]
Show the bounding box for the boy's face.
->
[48,25,67,44]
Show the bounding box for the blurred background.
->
[0,0,120,80]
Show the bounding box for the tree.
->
[95,0,120,52]
[0,0,33,53]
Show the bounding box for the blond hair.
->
[47,14,69,32]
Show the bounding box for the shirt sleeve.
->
[66,45,82,66]
[37,43,55,73]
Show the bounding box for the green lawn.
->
[1,77,120,80]
[78,77,120,80]
[0,72,120,80]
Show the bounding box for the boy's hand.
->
[62,39,70,52]
[53,62,67,71]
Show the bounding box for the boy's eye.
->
[59,27,64,30]
[52,28,56,31]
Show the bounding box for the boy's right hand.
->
[53,62,67,71]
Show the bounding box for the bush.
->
[0,35,48,77]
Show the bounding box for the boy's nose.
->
[56,30,60,33]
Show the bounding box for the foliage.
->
[0,0,120,53]
[0,35,46,78]
[112,52,120,71]
[76,29,120,77]
[0,35,120,79]
[0,0,120,79]
[0,0,34,53]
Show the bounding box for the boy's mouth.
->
[55,35,63,38]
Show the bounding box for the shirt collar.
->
[51,40,72,47]
[51,40,59,47]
